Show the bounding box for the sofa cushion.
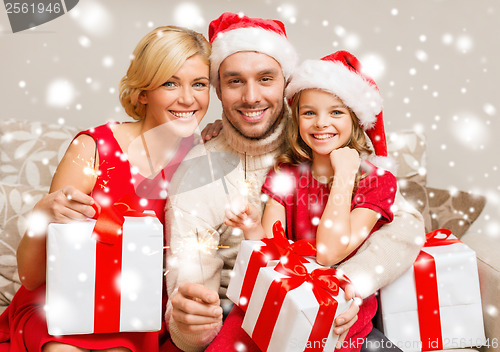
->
[462,231,500,352]
[0,119,78,188]
[387,130,432,232]
[0,182,48,310]
[427,187,486,238]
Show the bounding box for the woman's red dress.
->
[0,122,192,351]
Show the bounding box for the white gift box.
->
[46,216,164,335]
[227,239,315,311]
[227,240,278,310]
[242,262,351,352]
[380,234,486,352]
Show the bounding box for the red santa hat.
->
[286,50,388,159]
[208,12,298,87]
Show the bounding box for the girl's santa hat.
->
[286,51,390,165]
[208,12,298,87]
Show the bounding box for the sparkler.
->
[242,152,253,197]
[90,138,98,197]
[162,229,229,278]
[195,228,205,285]
[74,138,114,191]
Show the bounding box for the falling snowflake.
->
[456,34,474,53]
[102,55,114,68]
[442,33,454,45]
[277,4,297,24]
[27,211,49,237]
[415,50,428,63]
[450,114,489,150]
[485,220,499,238]
[483,103,496,116]
[234,342,248,352]
[359,53,385,80]
[46,79,75,107]
[269,172,294,197]
[69,0,113,36]
[344,33,361,50]
[78,36,91,48]
[173,3,205,29]
[486,304,499,317]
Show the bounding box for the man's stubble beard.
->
[223,103,285,141]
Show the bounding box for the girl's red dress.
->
[0,122,192,352]
[261,162,397,352]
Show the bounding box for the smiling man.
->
[164,12,425,352]
[216,51,286,140]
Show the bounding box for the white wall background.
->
[1,0,499,238]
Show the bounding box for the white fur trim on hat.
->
[366,155,397,174]
[285,60,383,130]
[210,27,298,87]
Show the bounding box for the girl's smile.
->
[298,89,353,157]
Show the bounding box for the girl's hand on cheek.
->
[330,147,360,178]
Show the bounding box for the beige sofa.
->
[0,119,497,351]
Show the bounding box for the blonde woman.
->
[1,26,211,352]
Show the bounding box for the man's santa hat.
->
[286,51,390,163]
[208,12,298,87]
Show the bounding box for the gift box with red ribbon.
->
[241,253,352,352]
[380,229,486,352]
[227,221,316,312]
[46,200,164,335]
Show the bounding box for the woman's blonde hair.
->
[276,90,373,188]
[119,26,211,120]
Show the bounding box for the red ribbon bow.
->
[91,194,153,244]
[238,221,316,311]
[262,221,317,258]
[423,228,460,248]
[252,245,349,352]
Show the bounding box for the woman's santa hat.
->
[208,12,298,87]
[286,51,389,162]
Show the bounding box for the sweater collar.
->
[221,111,287,158]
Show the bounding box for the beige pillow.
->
[0,182,48,309]
[0,119,78,188]
[387,130,432,232]
[427,187,486,238]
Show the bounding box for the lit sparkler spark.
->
[241,178,252,196]
[74,154,99,178]
[71,139,115,191]
[196,229,205,285]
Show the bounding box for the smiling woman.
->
[1,25,211,352]
[136,55,210,140]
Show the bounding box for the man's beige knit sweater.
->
[165,114,425,352]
